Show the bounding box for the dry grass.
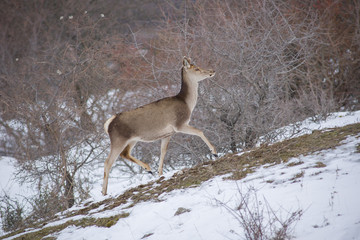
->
[2,213,129,240]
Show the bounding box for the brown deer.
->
[102,57,217,195]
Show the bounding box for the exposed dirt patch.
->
[289,171,305,182]
[356,143,360,153]
[174,207,191,216]
[313,161,327,168]
[287,161,304,167]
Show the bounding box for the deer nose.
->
[209,70,215,77]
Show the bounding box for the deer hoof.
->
[147,170,154,175]
[212,153,218,158]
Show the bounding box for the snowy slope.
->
[51,133,360,240]
[1,111,360,240]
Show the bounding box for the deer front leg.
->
[177,124,217,156]
[158,136,171,176]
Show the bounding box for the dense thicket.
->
[0,0,359,232]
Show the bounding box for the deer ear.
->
[183,56,191,68]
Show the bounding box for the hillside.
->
[1,114,360,239]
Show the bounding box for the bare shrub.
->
[0,1,122,222]
[0,0,186,232]
[26,187,66,224]
[216,186,303,240]
[0,194,24,233]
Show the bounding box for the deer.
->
[102,56,217,195]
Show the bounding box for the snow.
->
[1,110,360,239]
[253,135,360,240]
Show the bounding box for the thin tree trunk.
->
[65,170,75,208]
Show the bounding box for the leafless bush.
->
[216,186,303,240]
[0,0,119,217]
[194,0,339,146]
[0,0,174,228]
[0,0,183,232]
[0,194,24,233]
[26,187,66,225]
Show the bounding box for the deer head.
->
[182,57,215,82]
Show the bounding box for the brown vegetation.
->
[0,0,359,233]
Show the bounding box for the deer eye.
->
[195,68,200,71]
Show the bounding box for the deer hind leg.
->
[102,142,125,195]
[177,124,217,156]
[120,141,152,173]
[158,136,171,176]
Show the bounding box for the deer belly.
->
[138,126,175,142]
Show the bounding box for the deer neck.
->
[177,68,199,112]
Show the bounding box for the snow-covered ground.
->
[1,110,360,239]
[53,132,360,240]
